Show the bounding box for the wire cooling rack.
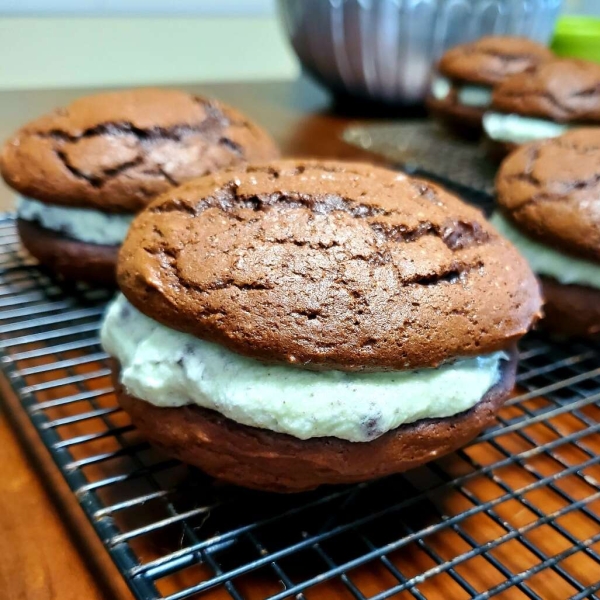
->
[1,213,600,600]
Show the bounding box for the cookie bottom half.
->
[425,95,485,140]
[483,135,519,163]
[112,350,517,493]
[541,277,600,338]
[18,219,118,287]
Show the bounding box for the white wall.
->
[0,0,275,15]
[564,0,600,14]
[1,0,598,16]
[3,0,591,92]
[0,14,299,90]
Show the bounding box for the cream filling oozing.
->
[17,196,134,245]
[101,295,507,443]
[491,212,600,289]
[482,112,570,144]
[431,76,492,108]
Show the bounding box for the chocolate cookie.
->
[438,37,554,86]
[483,138,520,164]
[113,350,517,492]
[483,59,600,157]
[1,88,279,286]
[494,129,600,336]
[540,277,600,338]
[104,159,541,491]
[118,160,541,371]
[18,219,117,287]
[427,36,553,136]
[496,129,600,262]
[1,88,279,213]
[491,59,600,123]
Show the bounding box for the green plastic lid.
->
[551,16,600,63]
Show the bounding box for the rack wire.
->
[0,212,599,600]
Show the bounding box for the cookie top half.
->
[118,160,541,372]
[438,36,553,86]
[491,59,600,122]
[0,88,279,213]
[496,129,600,262]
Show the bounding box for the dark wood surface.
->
[0,77,389,600]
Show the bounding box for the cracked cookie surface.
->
[496,129,600,262]
[491,59,600,122]
[0,88,279,213]
[438,36,553,85]
[118,160,542,371]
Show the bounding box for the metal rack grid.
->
[1,212,600,600]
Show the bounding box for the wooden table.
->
[0,77,387,600]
